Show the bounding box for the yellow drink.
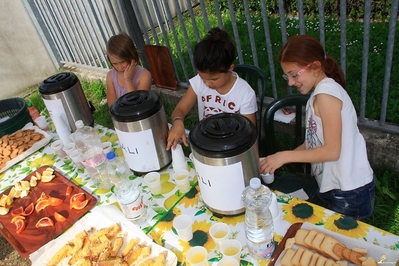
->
[176,174,187,180]
[213,230,228,238]
[190,253,206,264]
[223,247,239,256]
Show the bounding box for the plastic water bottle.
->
[242,177,275,259]
[106,152,145,220]
[71,120,108,188]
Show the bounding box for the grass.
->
[153,6,399,125]
[21,79,399,235]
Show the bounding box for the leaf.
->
[194,209,206,216]
[152,213,165,221]
[153,206,167,214]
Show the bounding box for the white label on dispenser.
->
[43,98,71,131]
[115,128,160,172]
[193,158,245,212]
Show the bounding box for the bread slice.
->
[349,250,364,265]
[352,247,368,256]
[361,256,378,266]
[332,243,345,260]
[295,229,309,247]
[291,247,305,266]
[299,249,314,266]
[304,230,318,249]
[311,232,325,253]
[280,248,295,266]
[324,258,338,266]
[285,237,296,250]
[336,261,348,266]
[342,248,352,261]
[315,255,328,266]
[320,235,342,261]
[309,253,320,266]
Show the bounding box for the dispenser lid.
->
[109,90,162,122]
[189,113,257,158]
[39,72,79,94]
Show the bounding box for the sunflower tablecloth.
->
[148,185,399,266]
[0,124,198,234]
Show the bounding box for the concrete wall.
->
[0,0,57,99]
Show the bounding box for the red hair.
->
[278,35,346,88]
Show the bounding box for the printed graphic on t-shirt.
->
[306,114,323,177]
[201,94,239,118]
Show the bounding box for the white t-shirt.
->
[189,72,257,120]
[305,78,373,192]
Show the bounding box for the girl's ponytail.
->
[324,56,346,88]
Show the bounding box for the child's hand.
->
[166,123,188,150]
[259,153,285,174]
[124,60,137,80]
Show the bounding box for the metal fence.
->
[23,0,399,133]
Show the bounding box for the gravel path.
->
[0,235,31,266]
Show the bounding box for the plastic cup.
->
[63,142,76,156]
[34,116,48,131]
[102,141,113,155]
[50,140,66,158]
[220,239,242,262]
[210,223,230,249]
[261,172,275,184]
[269,192,279,218]
[69,149,84,168]
[186,246,208,266]
[144,172,162,195]
[173,214,193,241]
[171,143,186,165]
[173,169,190,193]
[218,257,239,266]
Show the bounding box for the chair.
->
[234,64,268,156]
[263,94,322,205]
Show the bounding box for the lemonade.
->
[214,230,228,239]
[223,247,240,256]
[190,253,206,264]
[175,173,190,193]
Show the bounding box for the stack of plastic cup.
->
[52,114,72,145]
[172,144,187,172]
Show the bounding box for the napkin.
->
[274,108,296,123]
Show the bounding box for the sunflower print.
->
[179,220,216,253]
[282,198,326,224]
[149,229,165,247]
[324,213,369,239]
[156,208,181,231]
[178,185,200,208]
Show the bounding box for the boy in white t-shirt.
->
[166,28,257,150]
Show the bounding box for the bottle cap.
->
[250,178,261,189]
[27,102,33,107]
[107,151,116,161]
[75,120,84,129]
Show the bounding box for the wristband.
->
[172,117,184,124]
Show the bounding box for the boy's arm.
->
[167,86,197,150]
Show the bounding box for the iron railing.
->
[23,0,399,133]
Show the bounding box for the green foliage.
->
[364,165,399,235]
[210,0,392,21]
